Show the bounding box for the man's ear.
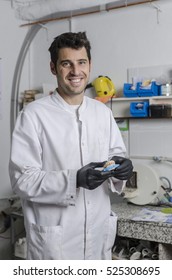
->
[50,61,57,75]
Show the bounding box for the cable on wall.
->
[150,2,162,24]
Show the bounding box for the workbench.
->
[111,201,172,260]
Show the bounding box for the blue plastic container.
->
[123,82,162,97]
[123,83,138,97]
[137,81,161,97]
[130,101,149,117]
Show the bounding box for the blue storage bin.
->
[130,101,149,117]
[137,81,161,97]
[123,82,162,97]
[123,83,138,97]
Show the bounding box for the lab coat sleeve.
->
[107,111,127,194]
[9,110,76,206]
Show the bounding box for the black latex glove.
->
[110,156,133,180]
[77,162,112,190]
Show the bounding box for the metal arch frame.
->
[10,24,42,135]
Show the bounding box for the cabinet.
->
[107,96,172,118]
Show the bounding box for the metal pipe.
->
[10,24,42,136]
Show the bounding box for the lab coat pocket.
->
[102,211,117,260]
[27,223,62,260]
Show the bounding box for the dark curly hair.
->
[48,31,91,65]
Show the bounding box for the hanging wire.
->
[68,11,73,32]
[38,23,49,41]
[150,2,162,24]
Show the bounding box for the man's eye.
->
[62,62,70,68]
[79,60,87,65]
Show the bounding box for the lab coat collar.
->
[51,89,87,114]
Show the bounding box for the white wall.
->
[30,0,172,90]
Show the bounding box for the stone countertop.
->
[111,201,172,244]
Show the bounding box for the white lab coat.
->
[9,91,126,260]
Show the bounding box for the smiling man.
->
[49,33,91,104]
[9,32,133,260]
[53,48,90,98]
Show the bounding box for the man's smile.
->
[68,77,83,87]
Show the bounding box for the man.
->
[9,32,133,260]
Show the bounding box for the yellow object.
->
[141,80,151,87]
[161,208,172,214]
[88,76,116,103]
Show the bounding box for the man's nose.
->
[71,64,80,75]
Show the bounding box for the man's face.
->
[51,47,91,98]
